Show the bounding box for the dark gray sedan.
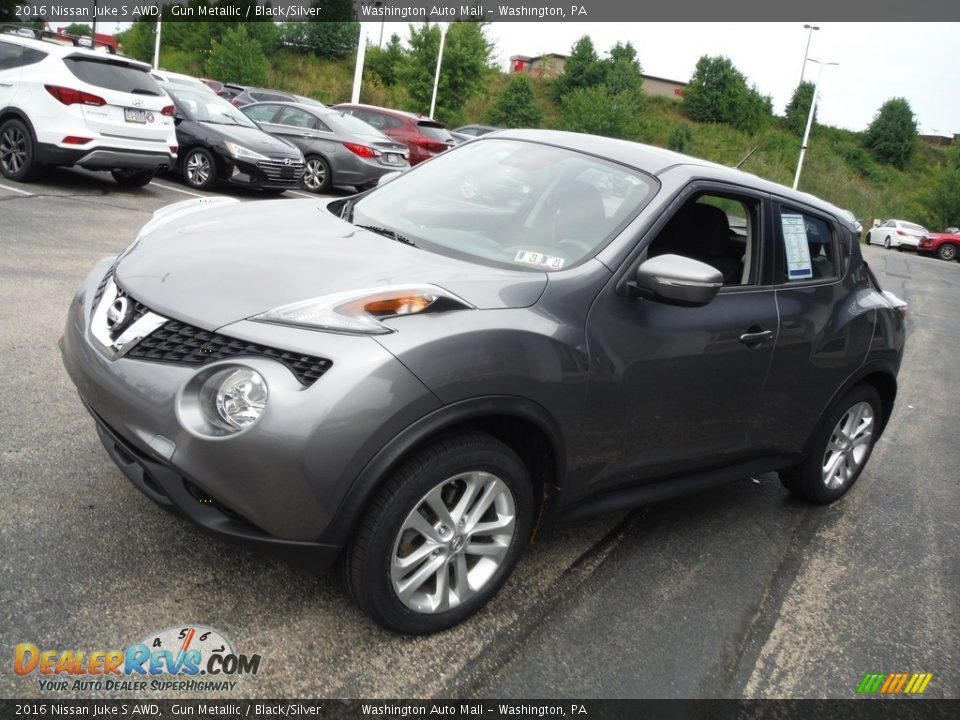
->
[241,102,409,192]
[61,131,905,634]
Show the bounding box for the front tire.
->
[182,148,217,190]
[111,168,155,188]
[302,155,332,193]
[0,118,41,182]
[344,432,534,634]
[780,384,881,504]
[938,243,957,261]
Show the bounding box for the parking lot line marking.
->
[151,181,207,198]
[287,190,316,199]
[0,182,33,196]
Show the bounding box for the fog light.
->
[214,368,267,430]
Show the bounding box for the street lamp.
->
[429,23,449,119]
[798,24,820,86]
[793,58,839,190]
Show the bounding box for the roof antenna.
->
[734,146,757,169]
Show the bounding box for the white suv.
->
[0,29,177,187]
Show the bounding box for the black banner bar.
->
[1,700,959,720]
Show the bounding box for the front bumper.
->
[221,155,304,190]
[60,260,441,572]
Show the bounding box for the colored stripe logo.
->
[857,672,933,694]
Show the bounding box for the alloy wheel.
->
[390,471,517,614]
[939,244,956,261]
[822,401,874,490]
[0,126,26,175]
[303,158,326,191]
[185,152,211,186]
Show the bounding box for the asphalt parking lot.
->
[1,168,957,700]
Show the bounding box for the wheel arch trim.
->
[320,395,566,549]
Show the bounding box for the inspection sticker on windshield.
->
[514,250,565,270]
[781,213,813,279]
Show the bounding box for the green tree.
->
[559,86,642,141]
[398,22,493,123]
[278,21,359,58]
[115,20,156,63]
[552,35,606,102]
[604,42,643,96]
[682,55,770,134]
[488,74,542,128]
[365,33,405,85]
[784,81,817,136]
[864,97,918,169]
[206,25,268,86]
[922,144,960,230]
[64,23,92,36]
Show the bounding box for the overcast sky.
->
[369,21,959,136]
[83,20,959,135]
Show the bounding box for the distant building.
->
[509,53,687,98]
[918,134,954,147]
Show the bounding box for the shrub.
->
[559,86,642,141]
[206,26,268,86]
[683,55,771,134]
[864,97,919,169]
[488,75,542,128]
[667,124,694,153]
[784,81,817,136]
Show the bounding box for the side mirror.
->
[630,254,723,307]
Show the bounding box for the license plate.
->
[384,153,403,165]
[124,108,147,124]
[281,167,294,179]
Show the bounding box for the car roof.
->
[0,29,126,59]
[334,103,435,122]
[489,129,857,226]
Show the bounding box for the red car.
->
[332,103,454,165]
[918,231,960,261]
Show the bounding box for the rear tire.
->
[0,118,42,182]
[111,169,155,188]
[883,237,891,249]
[302,155,332,193]
[938,243,957,261]
[780,384,882,504]
[343,432,533,634]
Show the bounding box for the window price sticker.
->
[782,213,813,280]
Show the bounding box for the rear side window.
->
[20,48,46,67]
[64,57,162,96]
[417,122,453,142]
[0,41,21,70]
[252,92,288,102]
[778,206,837,282]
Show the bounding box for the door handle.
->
[739,329,774,347]
[0,82,13,87]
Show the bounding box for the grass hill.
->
[162,47,949,230]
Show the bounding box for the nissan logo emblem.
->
[106,297,130,331]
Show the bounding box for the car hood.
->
[197,122,299,156]
[114,198,547,330]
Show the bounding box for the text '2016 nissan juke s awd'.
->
[61,131,905,634]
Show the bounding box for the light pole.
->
[350,23,368,104]
[798,24,819,86]
[793,58,838,190]
[429,23,448,119]
[152,19,162,70]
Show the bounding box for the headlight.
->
[253,285,473,335]
[224,141,268,162]
[208,368,268,430]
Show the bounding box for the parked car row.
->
[1,26,458,193]
[867,219,959,261]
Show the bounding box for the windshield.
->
[167,86,257,128]
[353,139,656,271]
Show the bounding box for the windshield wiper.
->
[355,224,416,247]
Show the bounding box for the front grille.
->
[126,319,332,387]
[257,158,305,183]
